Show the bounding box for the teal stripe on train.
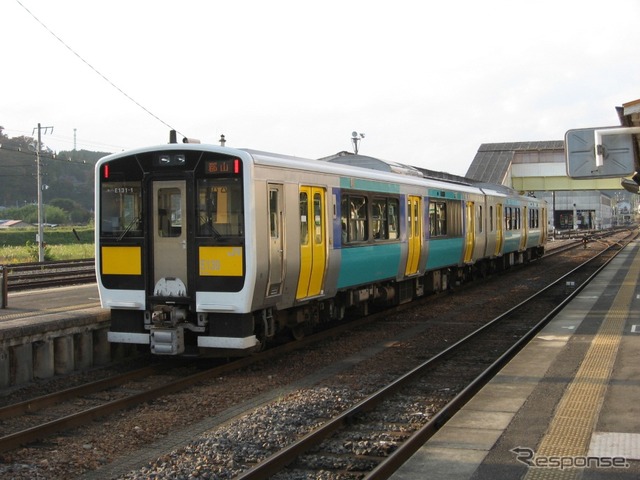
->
[338,243,401,288]
[426,237,465,269]
[502,233,521,253]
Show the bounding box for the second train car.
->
[95,143,547,356]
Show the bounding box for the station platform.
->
[391,239,640,479]
[0,284,110,388]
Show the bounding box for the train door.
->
[152,180,188,294]
[296,186,326,299]
[464,201,475,263]
[405,195,421,276]
[494,203,504,256]
[266,184,284,296]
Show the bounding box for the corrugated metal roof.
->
[465,141,565,184]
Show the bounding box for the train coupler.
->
[150,327,185,355]
[150,305,187,326]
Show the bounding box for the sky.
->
[2,0,639,176]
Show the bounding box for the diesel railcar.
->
[95,143,547,356]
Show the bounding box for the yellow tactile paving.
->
[523,249,640,479]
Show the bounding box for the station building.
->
[465,140,637,232]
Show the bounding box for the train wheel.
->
[291,324,306,340]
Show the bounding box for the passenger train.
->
[95,141,547,356]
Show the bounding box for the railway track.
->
[3,258,95,291]
[0,311,397,454]
[234,233,633,479]
[0,230,632,478]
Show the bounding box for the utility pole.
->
[33,123,54,262]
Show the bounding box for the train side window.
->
[429,200,447,237]
[300,192,309,245]
[489,205,494,231]
[477,205,483,233]
[270,189,279,239]
[371,197,399,241]
[388,198,399,239]
[372,197,387,240]
[447,200,461,235]
[157,188,181,237]
[313,192,323,244]
[530,208,539,228]
[341,194,368,243]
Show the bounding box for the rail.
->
[235,235,632,479]
[2,259,96,292]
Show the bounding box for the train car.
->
[95,142,546,356]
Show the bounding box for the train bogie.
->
[95,144,546,356]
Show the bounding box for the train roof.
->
[243,148,486,194]
[97,144,542,202]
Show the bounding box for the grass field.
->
[0,243,94,264]
[0,227,94,263]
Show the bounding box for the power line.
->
[15,0,184,137]
[0,145,95,166]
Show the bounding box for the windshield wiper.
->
[117,216,141,241]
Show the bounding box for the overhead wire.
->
[15,0,185,138]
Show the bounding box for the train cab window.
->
[157,188,182,237]
[100,181,142,238]
[197,178,244,237]
[341,195,368,243]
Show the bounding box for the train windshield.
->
[101,181,143,238]
[197,177,244,237]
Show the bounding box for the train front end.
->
[95,144,258,356]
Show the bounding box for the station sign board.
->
[565,126,636,179]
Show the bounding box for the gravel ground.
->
[0,243,594,479]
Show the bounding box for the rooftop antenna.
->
[351,131,365,154]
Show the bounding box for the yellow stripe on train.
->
[101,246,142,275]
[199,246,243,276]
